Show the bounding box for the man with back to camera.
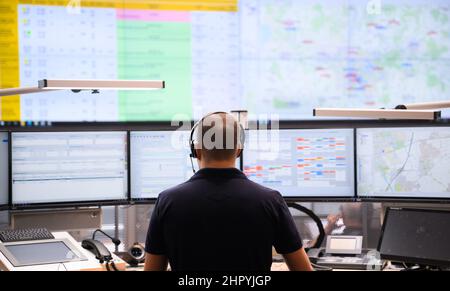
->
[144,112,313,271]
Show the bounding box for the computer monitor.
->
[357,127,450,200]
[0,132,9,209]
[130,130,243,201]
[11,131,128,207]
[378,208,450,267]
[130,130,195,201]
[243,129,355,199]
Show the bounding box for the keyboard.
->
[315,255,383,270]
[0,228,55,243]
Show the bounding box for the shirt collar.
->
[190,168,247,181]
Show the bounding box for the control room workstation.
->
[1,0,450,276]
[2,124,450,209]
[1,122,450,272]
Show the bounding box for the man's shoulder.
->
[244,179,283,198]
[158,180,193,200]
[157,176,283,204]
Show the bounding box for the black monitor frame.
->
[9,129,130,210]
[355,124,450,204]
[378,207,450,268]
[129,127,194,205]
[0,118,449,209]
[0,131,9,210]
[250,119,450,203]
[242,127,356,202]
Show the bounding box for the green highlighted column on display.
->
[117,13,192,121]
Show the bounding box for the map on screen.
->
[0,0,449,121]
[357,127,450,199]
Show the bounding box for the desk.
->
[125,262,291,272]
[125,262,402,271]
[0,232,126,271]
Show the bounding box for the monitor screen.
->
[243,129,355,198]
[131,130,242,200]
[2,241,85,267]
[0,132,8,208]
[130,131,195,200]
[11,131,128,206]
[379,208,450,267]
[357,127,450,200]
[1,1,449,122]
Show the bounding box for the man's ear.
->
[195,149,202,160]
[236,148,243,158]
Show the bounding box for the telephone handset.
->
[82,239,112,263]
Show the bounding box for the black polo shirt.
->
[145,168,303,271]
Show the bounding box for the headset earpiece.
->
[189,119,201,159]
[190,138,197,159]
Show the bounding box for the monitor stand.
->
[10,207,102,231]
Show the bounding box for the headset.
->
[189,111,246,173]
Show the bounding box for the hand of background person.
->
[324,214,342,235]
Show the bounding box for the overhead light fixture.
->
[0,87,53,97]
[38,79,165,91]
[313,99,450,121]
[314,101,450,120]
[313,107,441,120]
[395,101,450,110]
[0,79,165,97]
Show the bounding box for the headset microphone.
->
[189,152,196,174]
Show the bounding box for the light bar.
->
[399,101,450,110]
[0,79,166,97]
[313,108,441,120]
[0,87,47,97]
[38,79,165,90]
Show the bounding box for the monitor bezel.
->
[243,126,357,202]
[2,118,450,206]
[9,129,130,210]
[129,128,199,204]
[355,125,450,203]
[0,238,88,267]
[378,207,450,267]
[0,131,10,210]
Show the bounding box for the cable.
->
[110,261,119,272]
[189,154,196,174]
[287,203,325,250]
[103,261,120,272]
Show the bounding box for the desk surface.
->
[0,232,126,271]
[125,262,290,272]
[125,262,402,271]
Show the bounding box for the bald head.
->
[194,112,243,163]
